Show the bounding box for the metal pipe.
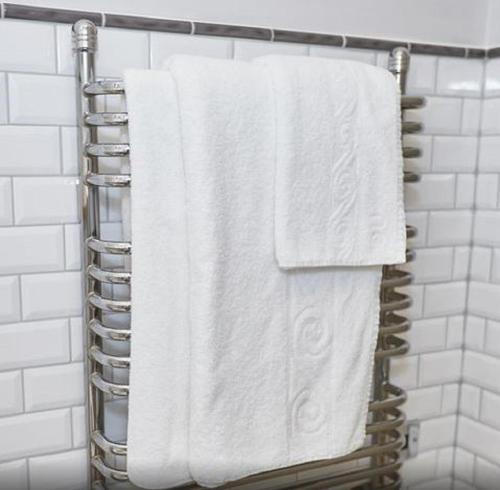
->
[73,19,104,490]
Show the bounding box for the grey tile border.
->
[409,43,467,57]
[105,14,191,34]
[0,2,493,58]
[273,29,343,47]
[345,36,405,51]
[487,47,500,58]
[4,3,102,25]
[193,22,271,41]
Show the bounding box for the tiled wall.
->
[0,16,491,490]
[452,57,500,490]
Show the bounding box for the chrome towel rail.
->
[74,19,423,490]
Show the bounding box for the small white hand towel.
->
[256,56,406,268]
[125,55,384,489]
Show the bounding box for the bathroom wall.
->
[451,57,500,489]
[7,0,491,47]
[0,11,492,490]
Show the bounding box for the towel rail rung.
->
[84,80,125,96]
[87,237,131,255]
[91,372,129,397]
[88,264,131,284]
[85,112,128,126]
[91,430,127,456]
[86,143,130,157]
[85,173,131,188]
[89,345,130,369]
[88,318,131,341]
[88,292,131,313]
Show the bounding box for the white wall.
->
[11,0,490,47]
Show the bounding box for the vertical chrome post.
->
[73,20,104,490]
[371,46,414,488]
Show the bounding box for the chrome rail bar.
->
[74,21,423,489]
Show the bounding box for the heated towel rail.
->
[73,19,424,490]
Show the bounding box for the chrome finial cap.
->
[388,47,410,76]
[72,19,97,53]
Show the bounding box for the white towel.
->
[125,56,384,489]
[256,56,406,268]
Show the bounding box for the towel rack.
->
[73,19,424,490]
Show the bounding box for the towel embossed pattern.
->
[73,20,424,490]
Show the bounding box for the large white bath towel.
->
[125,56,385,489]
[256,56,406,268]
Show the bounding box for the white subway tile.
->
[419,415,456,451]
[406,55,437,95]
[474,211,500,246]
[408,317,447,353]
[452,247,470,281]
[432,136,478,173]
[0,409,71,461]
[150,32,232,68]
[457,416,500,466]
[476,174,498,209]
[0,371,23,417]
[8,74,76,125]
[441,384,459,414]
[419,350,462,386]
[70,317,83,362]
[401,449,437,486]
[463,351,500,392]
[481,98,500,135]
[21,272,82,320]
[0,179,12,226]
[0,126,61,175]
[405,386,442,420]
[460,383,481,419]
[484,319,500,357]
[405,174,455,210]
[447,316,464,348]
[470,247,492,281]
[491,250,500,284]
[236,39,309,60]
[455,174,475,209]
[452,480,475,490]
[485,58,500,97]
[29,448,86,490]
[406,212,428,248]
[0,319,69,370]
[454,447,474,483]
[0,459,28,490]
[480,390,500,431]
[0,74,7,124]
[436,447,454,478]
[24,363,84,412]
[427,210,473,246]
[309,45,374,64]
[479,136,500,172]
[61,127,78,175]
[475,457,500,490]
[13,177,78,225]
[461,98,482,136]
[0,20,55,73]
[71,406,86,448]
[0,226,64,274]
[405,247,453,284]
[436,58,482,97]
[391,355,418,390]
[64,224,81,271]
[0,276,20,324]
[468,281,500,321]
[424,282,467,317]
[403,135,432,173]
[406,96,462,135]
[465,315,486,351]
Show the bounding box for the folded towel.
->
[125,55,384,489]
[125,70,191,489]
[256,56,406,268]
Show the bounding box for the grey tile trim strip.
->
[4,3,102,25]
[193,22,271,40]
[273,29,343,47]
[0,2,493,58]
[105,13,191,34]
